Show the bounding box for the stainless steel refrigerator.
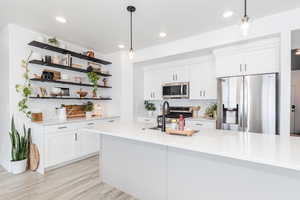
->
[216,73,279,135]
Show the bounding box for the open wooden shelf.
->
[30,78,112,88]
[29,97,112,100]
[28,41,112,65]
[29,60,112,77]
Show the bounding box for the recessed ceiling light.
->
[159,32,167,38]
[56,16,67,23]
[118,44,125,49]
[223,11,234,18]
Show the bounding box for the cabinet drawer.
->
[186,121,216,130]
[46,124,80,134]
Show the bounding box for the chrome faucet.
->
[161,101,170,132]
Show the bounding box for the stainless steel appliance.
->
[216,73,278,135]
[162,82,189,99]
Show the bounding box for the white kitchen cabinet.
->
[214,38,280,78]
[45,131,77,167]
[189,60,217,100]
[162,66,189,83]
[78,132,100,156]
[144,69,162,100]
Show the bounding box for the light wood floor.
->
[0,156,137,200]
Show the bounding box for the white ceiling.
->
[1,0,300,54]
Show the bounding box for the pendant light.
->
[241,0,250,36]
[127,5,136,59]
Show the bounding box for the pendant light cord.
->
[244,0,247,17]
[130,11,133,50]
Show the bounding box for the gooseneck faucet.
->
[161,101,170,132]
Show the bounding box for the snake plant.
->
[9,117,30,161]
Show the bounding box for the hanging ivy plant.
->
[15,51,33,119]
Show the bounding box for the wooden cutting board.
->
[28,133,40,171]
[166,129,198,136]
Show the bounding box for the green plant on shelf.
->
[48,37,59,46]
[205,104,217,119]
[87,72,100,93]
[83,101,94,112]
[144,101,156,111]
[15,51,33,119]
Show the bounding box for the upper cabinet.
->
[144,69,163,100]
[161,66,189,83]
[213,38,280,78]
[189,58,217,100]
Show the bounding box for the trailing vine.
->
[15,51,33,119]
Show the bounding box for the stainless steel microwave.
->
[162,82,189,99]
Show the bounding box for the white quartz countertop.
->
[32,115,120,126]
[85,121,300,172]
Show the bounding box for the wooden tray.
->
[65,105,86,119]
[166,129,198,136]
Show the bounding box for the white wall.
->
[130,7,300,136]
[0,25,11,170]
[0,24,118,171]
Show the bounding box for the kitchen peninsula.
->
[86,121,300,200]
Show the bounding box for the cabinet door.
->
[144,70,153,100]
[78,131,100,156]
[144,69,162,100]
[189,61,217,100]
[45,132,76,167]
[215,53,243,77]
[243,47,279,75]
[161,66,189,83]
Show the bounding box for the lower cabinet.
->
[45,131,77,167]
[45,125,100,168]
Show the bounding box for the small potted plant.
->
[87,72,100,98]
[205,104,218,119]
[9,117,30,174]
[83,101,94,119]
[144,101,156,117]
[48,37,59,47]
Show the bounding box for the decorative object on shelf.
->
[31,112,43,122]
[48,37,59,47]
[41,71,54,80]
[77,89,88,98]
[30,96,112,100]
[50,87,62,97]
[83,101,94,119]
[127,5,136,59]
[52,55,62,65]
[15,51,33,119]
[144,101,156,117]
[61,74,69,81]
[191,106,201,118]
[84,50,95,58]
[103,78,108,87]
[72,63,84,69]
[44,55,51,64]
[65,105,85,118]
[241,0,251,36]
[34,74,41,79]
[87,72,100,97]
[88,62,102,72]
[56,106,67,121]
[62,54,72,66]
[9,117,30,174]
[39,87,47,97]
[43,69,61,80]
[94,103,103,117]
[60,87,70,96]
[205,104,217,119]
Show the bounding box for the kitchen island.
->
[86,121,300,200]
